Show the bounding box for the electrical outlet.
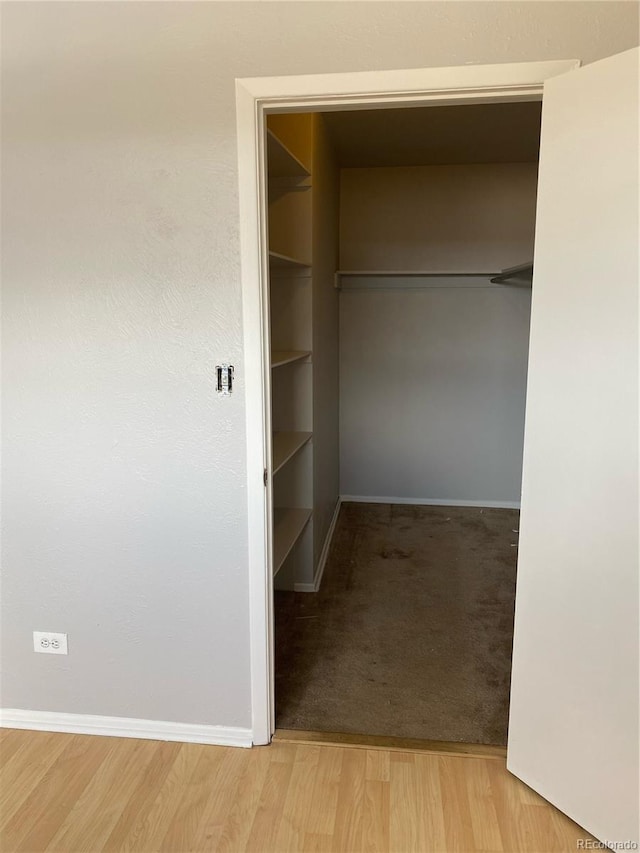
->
[33,631,68,655]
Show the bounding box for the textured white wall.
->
[2,2,638,729]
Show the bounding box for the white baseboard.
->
[340,495,521,510]
[0,708,253,747]
[294,497,342,593]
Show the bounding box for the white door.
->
[508,48,639,844]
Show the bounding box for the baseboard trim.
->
[340,495,521,510]
[294,497,342,593]
[0,708,253,747]
[274,728,506,759]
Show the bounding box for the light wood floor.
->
[0,728,593,852]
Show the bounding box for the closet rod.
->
[337,270,497,278]
[335,268,534,290]
[334,271,529,291]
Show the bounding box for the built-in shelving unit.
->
[267,115,315,591]
[273,431,313,474]
[273,508,312,576]
[271,350,311,369]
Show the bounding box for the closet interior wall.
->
[338,162,538,507]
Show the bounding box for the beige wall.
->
[2,2,638,730]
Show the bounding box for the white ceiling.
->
[323,101,542,168]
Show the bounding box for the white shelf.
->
[273,431,312,475]
[271,350,311,369]
[268,176,312,194]
[273,508,312,576]
[267,130,311,179]
[269,251,312,270]
[267,130,311,178]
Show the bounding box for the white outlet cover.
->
[33,631,68,655]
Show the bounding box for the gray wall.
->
[339,282,533,504]
[2,1,638,729]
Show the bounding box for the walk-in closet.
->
[266,102,542,746]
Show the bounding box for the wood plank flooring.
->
[274,729,507,759]
[0,728,594,852]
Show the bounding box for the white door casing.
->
[508,48,639,845]
[236,59,578,749]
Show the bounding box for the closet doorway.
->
[237,52,639,844]
[266,100,539,748]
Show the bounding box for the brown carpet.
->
[275,502,519,746]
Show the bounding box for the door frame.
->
[235,59,579,746]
